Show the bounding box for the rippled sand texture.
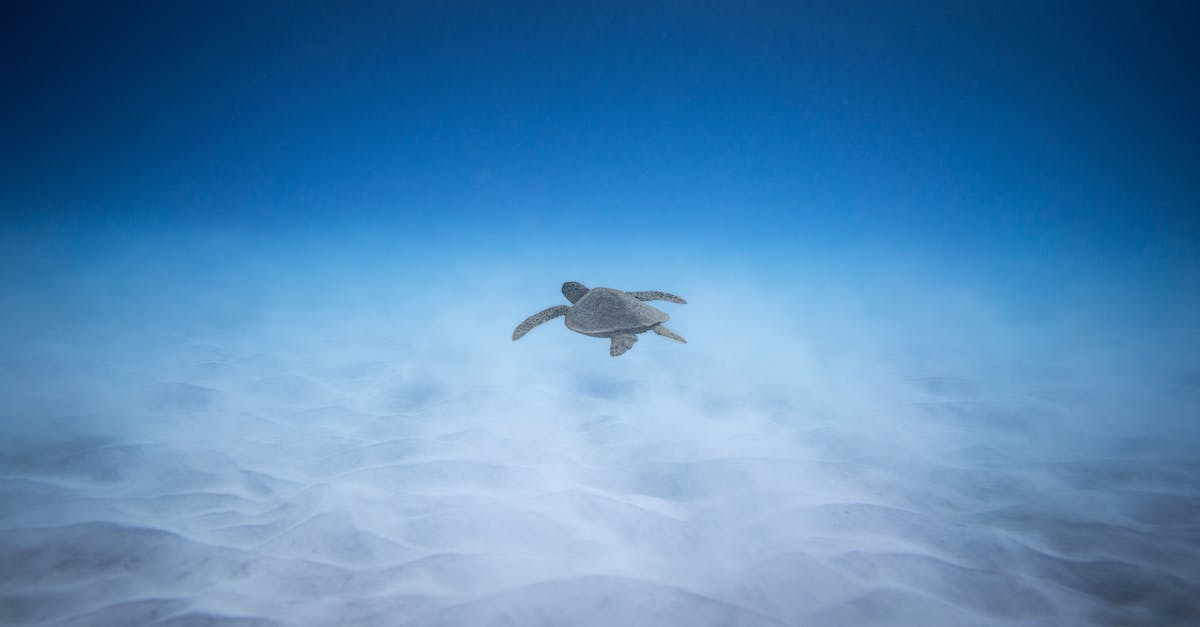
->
[2,312,1198,627]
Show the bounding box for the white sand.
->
[1,275,1198,626]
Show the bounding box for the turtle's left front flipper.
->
[629,291,687,304]
[512,305,569,340]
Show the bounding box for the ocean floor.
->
[1,288,1198,627]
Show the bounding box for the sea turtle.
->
[512,282,687,356]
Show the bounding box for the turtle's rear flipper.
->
[610,334,638,357]
[652,325,686,343]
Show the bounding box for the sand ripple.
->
[2,346,1198,626]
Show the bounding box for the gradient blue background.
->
[6,1,1199,249]
[5,1,1199,338]
[2,2,1200,625]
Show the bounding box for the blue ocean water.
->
[2,3,1199,625]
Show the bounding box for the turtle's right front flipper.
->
[512,305,570,340]
[629,291,687,304]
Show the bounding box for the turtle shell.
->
[565,287,668,336]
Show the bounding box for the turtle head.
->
[562,281,589,304]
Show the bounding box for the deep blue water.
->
[2,3,1199,625]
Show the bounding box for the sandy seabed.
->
[1,306,1198,627]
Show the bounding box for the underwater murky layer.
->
[2,259,1197,626]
